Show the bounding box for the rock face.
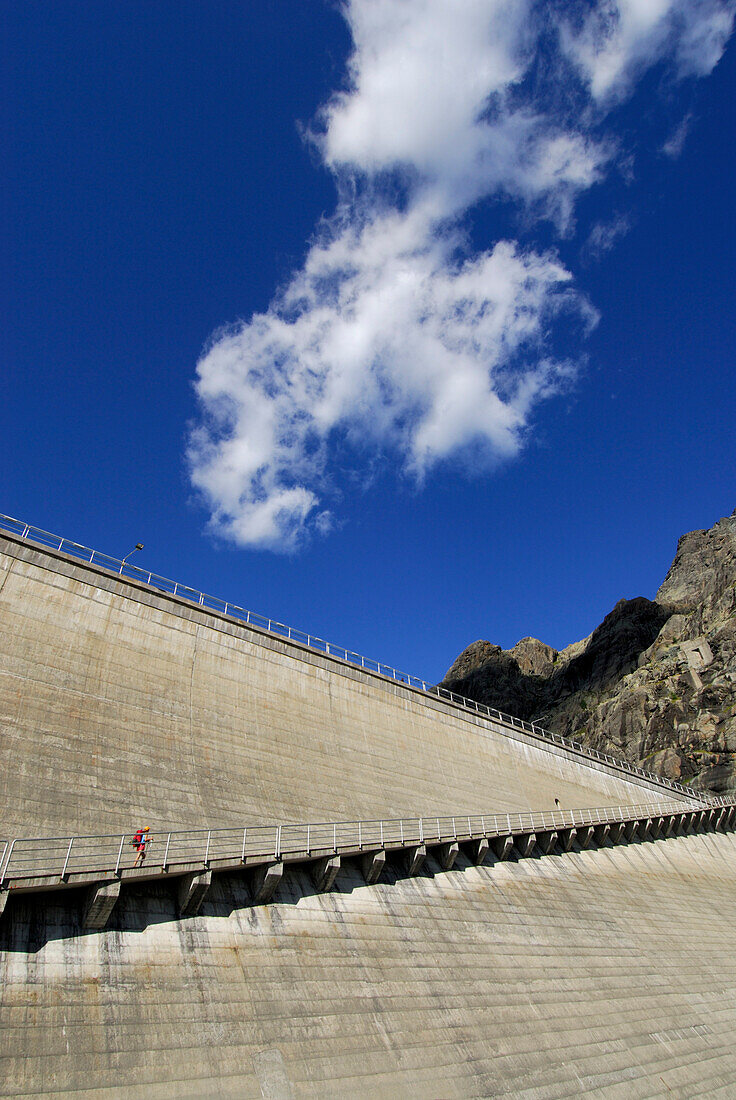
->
[441,509,736,794]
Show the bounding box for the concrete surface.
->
[2,830,736,1098]
[0,534,681,842]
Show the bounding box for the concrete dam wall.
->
[3,829,736,1098]
[3,525,732,1098]
[0,531,679,841]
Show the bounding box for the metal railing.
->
[3,797,732,893]
[0,513,721,806]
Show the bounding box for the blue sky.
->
[3,1,735,683]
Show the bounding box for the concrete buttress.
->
[537,831,557,854]
[404,845,426,876]
[83,881,121,930]
[436,842,459,871]
[491,835,514,860]
[250,862,283,905]
[464,837,489,865]
[311,855,340,893]
[514,833,536,858]
[361,850,385,885]
[177,871,212,917]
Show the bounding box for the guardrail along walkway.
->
[2,798,735,930]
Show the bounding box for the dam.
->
[2,518,736,1097]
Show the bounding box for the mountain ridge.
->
[441,509,736,793]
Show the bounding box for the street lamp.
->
[120,543,144,572]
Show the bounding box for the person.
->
[133,825,151,866]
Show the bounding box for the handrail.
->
[1,798,733,893]
[0,512,720,806]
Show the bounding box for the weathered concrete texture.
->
[3,831,736,1098]
[0,537,681,840]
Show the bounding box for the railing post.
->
[162,832,171,870]
[333,823,337,852]
[358,821,362,850]
[419,819,424,843]
[115,834,126,876]
[0,839,15,888]
[380,820,384,847]
[61,837,74,880]
[275,825,282,860]
[241,828,247,862]
[306,824,310,855]
[204,831,211,865]
[400,820,404,845]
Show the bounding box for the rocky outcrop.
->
[442,509,736,794]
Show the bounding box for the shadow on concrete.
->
[1,835,669,952]
[0,845,522,951]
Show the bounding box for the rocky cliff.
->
[442,509,736,793]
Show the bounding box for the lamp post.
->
[120,543,144,572]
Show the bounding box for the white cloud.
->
[661,110,694,156]
[189,0,734,550]
[560,0,734,103]
[582,214,631,261]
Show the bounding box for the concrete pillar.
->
[593,824,610,846]
[0,892,9,920]
[652,817,665,839]
[311,855,340,893]
[623,820,638,841]
[403,844,426,877]
[577,826,595,849]
[250,861,283,905]
[514,833,536,858]
[436,842,459,871]
[724,806,736,830]
[608,822,624,844]
[558,828,577,851]
[491,835,514,861]
[177,870,212,917]
[715,808,728,831]
[537,831,557,855]
[361,850,385,885]
[83,880,121,930]
[464,837,489,865]
[706,809,718,830]
[663,816,677,837]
